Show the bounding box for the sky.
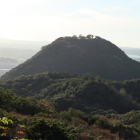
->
[0,0,140,48]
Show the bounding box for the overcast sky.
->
[0,0,140,48]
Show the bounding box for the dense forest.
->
[2,35,140,81]
[1,35,140,139]
[1,72,140,139]
[0,72,140,113]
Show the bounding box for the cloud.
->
[0,0,48,16]
[0,7,140,47]
[0,0,47,7]
[102,6,128,12]
[130,0,140,5]
[55,8,129,25]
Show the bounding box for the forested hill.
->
[1,35,140,81]
[2,78,140,139]
[0,72,140,113]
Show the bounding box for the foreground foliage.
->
[1,73,140,139]
[1,108,140,140]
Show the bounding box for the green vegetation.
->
[1,72,140,139]
[0,72,139,113]
[0,117,13,139]
[1,34,140,139]
[2,35,140,81]
[0,87,54,116]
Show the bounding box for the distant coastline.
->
[128,55,140,58]
[0,69,10,70]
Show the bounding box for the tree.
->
[25,120,77,140]
[86,34,92,39]
[0,117,13,140]
[79,34,85,39]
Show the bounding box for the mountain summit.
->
[1,35,140,81]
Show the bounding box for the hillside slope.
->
[1,35,140,81]
[0,72,139,113]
